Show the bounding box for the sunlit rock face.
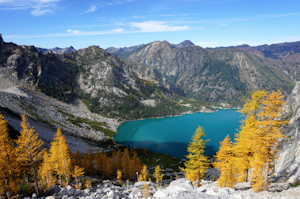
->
[275,81,300,183]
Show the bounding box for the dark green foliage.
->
[292,181,300,187]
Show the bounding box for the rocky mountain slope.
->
[36,46,76,54]
[254,41,300,63]
[0,68,119,153]
[1,35,212,125]
[114,40,296,101]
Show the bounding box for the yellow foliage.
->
[215,90,287,192]
[0,113,19,193]
[117,170,122,185]
[121,148,130,178]
[39,151,55,189]
[49,128,72,186]
[73,165,84,189]
[140,165,149,181]
[234,90,267,182]
[15,115,45,196]
[214,135,238,188]
[180,126,210,187]
[85,177,92,189]
[153,165,164,188]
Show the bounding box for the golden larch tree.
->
[15,115,45,196]
[39,151,55,189]
[153,165,164,188]
[0,113,19,193]
[121,148,130,178]
[180,126,210,187]
[214,135,238,188]
[50,141,64,185]
[85,177,92,189]
[117,170,122,185]
[73,165,85,189]
[234,90,267,182]
[53,128,71,185]
[139,165,149,181]
[252,90,287,191]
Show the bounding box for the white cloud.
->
[0,0,14,2]
[112,28,124,33]
[66,29,80,34]
[104,0,133,6]
[130,21,189,33]
[0,0,60,16]
[31,7,52,16]
[133,15,144,19]
[85,5,97,13]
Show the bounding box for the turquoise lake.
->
[114,109,242,159]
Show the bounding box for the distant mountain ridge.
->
[110,40,300,101]
[211,41,300,63]
[36,46,76,54]
[106,40,196,60]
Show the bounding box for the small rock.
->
[61,195,68,199]
[206,189,217,195]
[129,188,142,199]
[66,185,73,190]
[107,190,121,199]
[45,196,55,199]
[32,193,37,198]
[153,189,168,198]
[84,189,90,194]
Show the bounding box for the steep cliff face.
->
[275,81,300,183]
[0,38,78,102]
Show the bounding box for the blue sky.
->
[1,0,300,50]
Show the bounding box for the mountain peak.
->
[172,40,195,48]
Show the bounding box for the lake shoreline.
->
[114,109,242,159]
[116,105,241,130]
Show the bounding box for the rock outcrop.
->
[0,34,4,52]
[275,81,300,183]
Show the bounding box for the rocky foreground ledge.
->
[23,178,300,199]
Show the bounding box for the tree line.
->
[0,114,145,197]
